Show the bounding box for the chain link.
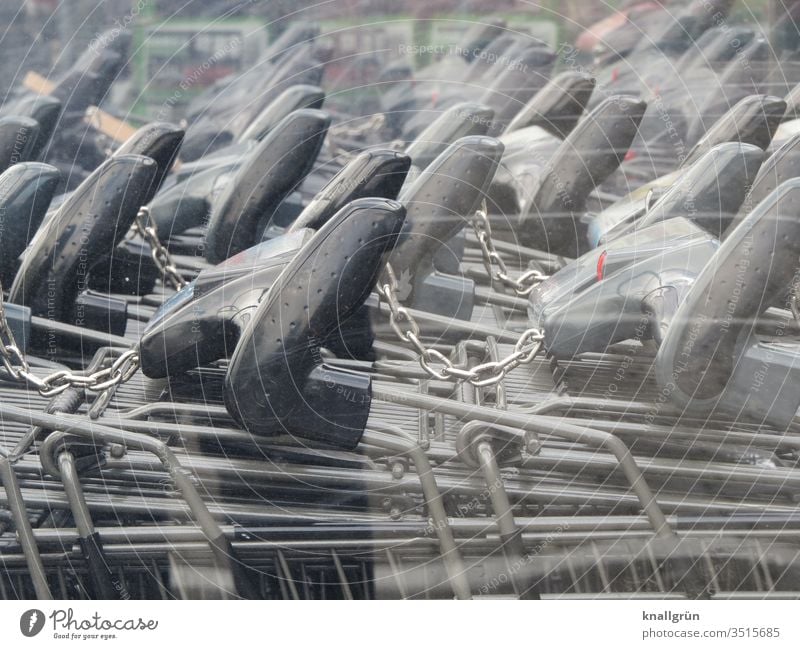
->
[0,278,140,397]
[377,264,544,387]
[0,296,29,382]
[472,202,549,296]
[134,206,188,290]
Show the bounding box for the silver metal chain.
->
[472,202,549,296]
[377,264,544,387]
[134,206,188,290]
[0,284,140,398]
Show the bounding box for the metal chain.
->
[377,264,544,387]
[0,297,31,384]
[134,206,188,290]
[0,280,140,398]
[472,202,549,296]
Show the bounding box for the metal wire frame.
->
[1,340,795,599]
[3,242,800,601]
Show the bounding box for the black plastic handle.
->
[465,34,519,80]
[0,95,62,161]
[458,19,507,62]
[8,154,157,322]
[686,37,770,144]
[289,148,411,232]
[0,162,61,285]
[521,95,647,255]
[114,121,185,201]
[655,178,800,408]
[0,116,40,174]
[149,164,225,237]
[682,95,786,168]
[224,198,406,449]
[504,71,595,137]
[77,27,131,68]
[239,85,325,143]
[676,26,754,73]
[51,69,102,116]
[636,142,764,238]
[388,135,504,303]
[139,229,311,378]
[204,108,331,264]
[405,102,495,171]
[479,46,556,135]
[65,29,129,106]
[227,46,325,138]
[725,133,800,236]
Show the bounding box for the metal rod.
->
[362,425,473,600]
[371,387,673,538]
[31,316,132,348]
[0,458,52,599]
[476,441,538,599]
[58,451,120,599]
[0,402,254,599]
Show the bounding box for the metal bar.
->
[362,425,473,600]
[371,387,673,538]
[58,451,120,599]
[0,402,254,599]
[30,316,132,348]
[0,458,51,599]
[476,440,537,599]
[330,549,354,600]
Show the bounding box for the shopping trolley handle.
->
[406,102,495,172]
[0,94,61,160]
[724,132,800,237]
[389,135,503,308]
[0,116,40,173]
[479,46,556,135]
[521,95,647,257]
[8,154,157,328]
[596,142,763,245]
[290,148,410,233]
[224,198,406,450]
[203,108,331,264]
[239,85,325,143]
[114,121,185,202]
[634,142,763,238]
[139,227,312,378]
[655,177,800,425]
[504,71,595,137]
[0,162,61,285]
[682,94,785,168]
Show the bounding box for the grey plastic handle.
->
[655,178,800,409]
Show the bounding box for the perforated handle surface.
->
[389,135,503,302]
[224,198,406,449]
[114,121,185,201]
[8,154,157,322]
[520,95,646,255]
[656,178,800,408]
[406,102,494,171]
[504,71,595,136]
[204,109,330,263]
